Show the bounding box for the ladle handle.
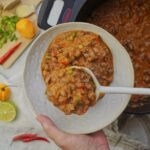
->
[99,86,150,95]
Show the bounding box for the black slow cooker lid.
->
[38,0,101,30]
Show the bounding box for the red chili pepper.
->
[13,133,37,141]
[22,137,49,143]
[0,42,22,64]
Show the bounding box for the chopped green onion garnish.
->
[66,68,74,75]
[67,32,77,41]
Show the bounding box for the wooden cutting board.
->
[0,0,42,69]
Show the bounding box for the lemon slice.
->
[0,102,16,122]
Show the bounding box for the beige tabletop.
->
[0,1,149,150]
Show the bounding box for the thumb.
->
[37,115,68,147]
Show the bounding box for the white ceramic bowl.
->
[23,22,134,134]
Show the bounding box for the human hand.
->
[37,115,110,150]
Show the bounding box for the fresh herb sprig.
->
[0,16,19,48]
